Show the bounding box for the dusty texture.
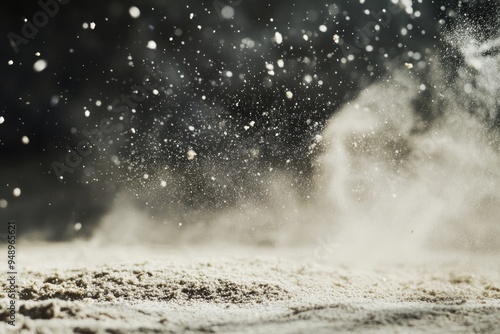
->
[0,243,499,333]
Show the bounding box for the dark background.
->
[0,0,498,239]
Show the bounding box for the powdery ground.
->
[1,242,500,333]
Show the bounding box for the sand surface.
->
[1,242,499,333]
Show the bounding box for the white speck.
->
[82,22,89,29]
[303,34,309,41]
[84,110,90,117]
[277,59,284,68]
[147,40,157,49]
[221,6,234,19]
[95,100,102,106]
[405,63,413,69]
[333,34,340,43]
[21,136,30,144]
[274,32,283,44]
[419,84,426,91]
[153,89,159,95]
[33,59,47,72]
[160,180,167,188]
[187,149,197,160]
[111,155,120,166]
[226,70,233,78]
[285,90,293,99]
[201,95,206,100]
[189,13,194,19]
[143,173,149,180]
[129,6,141,18]
[13,188,21,197]
[35,52,41,56]
[51,95,60,106]
[74,222,82,231]
[0,199,7,209]
[188,125,195,131]
[131,128,136,134]
[319,25,327,32]
[90,22,96,30]
[249,121,255,127]
[8,60,13,65]
[0,117,4,124]
[314,134,323,143]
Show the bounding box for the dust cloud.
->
[94,32,500,269]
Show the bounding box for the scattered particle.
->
[131,128,136,134]
[84,110,90,117]
[111,155,120,166]
[8,60,13,65]
[153,89,159,95]
[274,32,283,44]
[0,199,7,208]
[147,40,157,50]
[405,63,413,69]
[90,22,96,29]
[319,25,327,32]
[13,188,21,197]
[74,222,82,231]
[160,180,167,188]
[95,100,102,106]
[285,90,293,99]
[226,70,233,78]
[333,34,340,43]
[51,95,60,106]
[22,136,30,144]
[0,117,4,124]
[188,125,195,131]
[129,6,141,18]
[221,6,234,19]
[82,22,89,29]
[33,59,47,72]
[143,174,149,180]
[187,149,197,160]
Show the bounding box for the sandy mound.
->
[1,243,499,333]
